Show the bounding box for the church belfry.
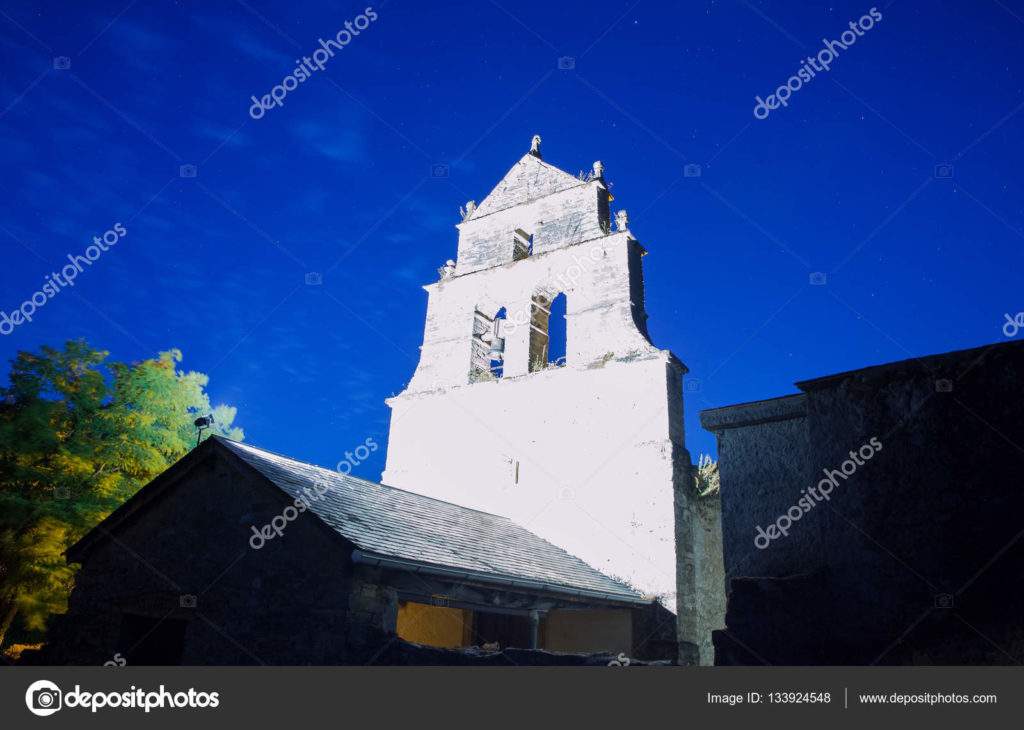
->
[383,135,720,663]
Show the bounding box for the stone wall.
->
[385,145,724,662]
[702,394,811,580]
[705,341,1024,665]
[673,458,726,665]
[455,175,609,276]
[384,217,690,606]
[369,563,677,661]
[694,489,726,664]
[402,233,658,389]
[36,450,353,666]
[384,353,685,606]
[30,443,682,666]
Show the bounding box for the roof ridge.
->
[213,436,515,521]
[795,338,1024,391]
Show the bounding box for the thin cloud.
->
[289,118,367,163]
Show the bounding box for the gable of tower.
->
[472,153,582,218]
[454,147,611,277]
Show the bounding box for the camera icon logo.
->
[683,163,702,178]
[809,272,827,286]
[304,272,322,286]
[685,378,701,393]
[934,593,954,608]
[179,164,197,178]
[179,594,197,608]
[53,56,71,70]
[25,680,62,716]
[934,164,954,179]
[430,163,449,179]
[935,379,953,393]
[557,56,575,70]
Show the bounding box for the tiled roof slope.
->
[219,438,644,603]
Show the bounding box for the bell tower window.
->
[512,228,533,261]
[470,307,507,382]
[528,293,567,372]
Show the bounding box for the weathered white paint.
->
[383,144,693,622]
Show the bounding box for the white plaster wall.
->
[455,180,608,275]
[385,151,694,613]
[410,232,654,391]
[383,353,683,602]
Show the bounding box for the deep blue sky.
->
[2,0,1022,479]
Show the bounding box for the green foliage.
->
[0,340,242,645]
[694,454,720,498]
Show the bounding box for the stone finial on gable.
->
[529,134,542,158]
[460,200,476,221]
[615,209,629,232]
[438,259,456,280]
[593,160,604,179]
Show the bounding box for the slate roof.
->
[471,153,584,218]
[218,438,646,604]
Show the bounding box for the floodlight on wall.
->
[194,415,214,447]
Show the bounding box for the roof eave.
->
[351,549,651,606]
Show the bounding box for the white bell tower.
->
[383,136,712,661]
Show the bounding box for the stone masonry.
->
[382,137,724,663]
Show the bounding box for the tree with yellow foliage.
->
[0,340,242,649]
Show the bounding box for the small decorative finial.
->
[460,200,476,221]
[615,209,629,232]
[529,134,542,157]
[592,160,604,178]
[438,259,456,280]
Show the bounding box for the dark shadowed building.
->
[702,340,1024,665]
[34,437,674,666]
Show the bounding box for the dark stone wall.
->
[706,342,1024,665]
[351,564,677,663]
[35,450,354,666]
[704,395,813,580]
[631,600,678,661]
[30,445,674,666]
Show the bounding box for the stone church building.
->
[706,340,1024,665]
[33,137,716,666]
[36,437,675,665]
[383,136,723,663]
[29,135,1013,668]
